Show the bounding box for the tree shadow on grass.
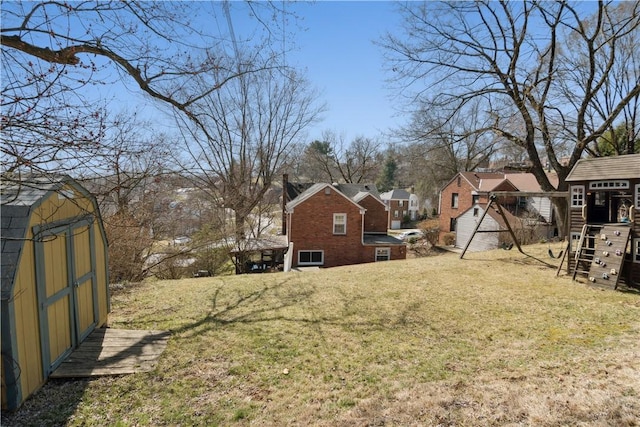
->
[156,275,417,339]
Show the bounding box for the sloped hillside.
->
[4,245,639,426]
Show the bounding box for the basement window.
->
[375,247,391,262]
[298,250,323,266]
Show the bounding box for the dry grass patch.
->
[3,244,639,426]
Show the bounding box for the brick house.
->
[284,182,406,269]
[439,171,561,246]
[438,172,517,242]
[380,188,419,229]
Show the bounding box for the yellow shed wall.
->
[12,227,45,405]
[7,184,110,407]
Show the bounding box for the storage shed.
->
[1,175,110,410]
[455,203,519,252]
[565,154,640,288]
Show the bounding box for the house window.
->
[394,210,399,218]
[472,194,480,204]
[298,250,324,266]
[570,186,585,208]
[399,200,404,207]
[333,213,346,235]
[457,176,461,187]
[375,247,391,262]
[451,193,459,208]
[589,180,629,190]
[450,217,457,232]
[473,208,479,217]
[594,191,606,207]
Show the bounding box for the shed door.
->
[36,220,97,375]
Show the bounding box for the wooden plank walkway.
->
[50,328,170,378]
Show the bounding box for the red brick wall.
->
[362,244,406,262]
[359,195,388,233]
[387,200,408,228]
[439,176,478,238]
[289,187,364,268]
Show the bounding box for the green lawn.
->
[4,245,640,426]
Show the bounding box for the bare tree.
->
[175,63,323,272]
[382,1,640,234]
[295,131,382,184]
[1,1,294,175]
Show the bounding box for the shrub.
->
[442,232,456,246]
[417,218,440,246]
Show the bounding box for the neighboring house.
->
[504,172,559,224]
[409,193,420,220]
[438,172,518,242]
[380,188,418,229]
[565,154,640,288]
[439,171,561,246]
[455,203,519,252]
[1,176,110,410]
[284,182,406,269]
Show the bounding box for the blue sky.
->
[101,1,404,144]
[283,1,403,143]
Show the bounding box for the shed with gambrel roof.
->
[1,175,110,410]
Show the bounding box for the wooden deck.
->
[50,328,170,378]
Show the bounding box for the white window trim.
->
[298,250,324,266]
[375,247,391,262]
[333,213,346,235]
[635,184,640,212]
[570,185,585,208]
[589,180,629,190]
[634,239,640,264]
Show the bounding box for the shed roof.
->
[1,175,94,300]
[565,154,640,182]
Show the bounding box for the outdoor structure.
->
[229,235,289,274]
[284,182,406,269]
[565,154,640,288]
[1,176,110,410]
[455,202,520,252]
[380,188,419,229]
[439,171,560,248]
[438,172,517,243]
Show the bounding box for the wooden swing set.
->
[459,191,569,260]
